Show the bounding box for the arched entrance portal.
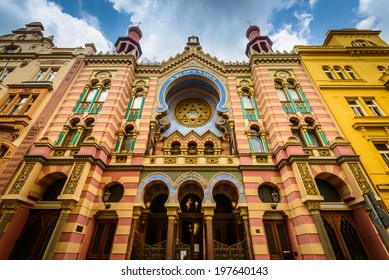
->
[178,183,204,260]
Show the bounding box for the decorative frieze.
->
[185,157,197,164]
[164,157,176,164]
[8,163,35,194]
[63,163,86,194]
[348,163,371,194]
[297,162,319,195]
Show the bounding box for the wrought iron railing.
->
[131,240,166,260]
[173,242,191,260]
[213,240,248,260]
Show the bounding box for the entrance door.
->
[10,209,61,259]
[181,218,203,260]
[264,220,294,260]
[86,219,117,260]
[321,211,369,260]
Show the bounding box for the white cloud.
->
[271,24,309,52]
[356,0,389,42]
[0,0,112,52]
[356,16,377,30]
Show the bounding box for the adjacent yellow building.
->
[296,29,389,211]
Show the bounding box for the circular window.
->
[174,98,212,127]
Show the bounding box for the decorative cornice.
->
[136,52,250,75]
[7,81,53,90]
[85,53,136,66]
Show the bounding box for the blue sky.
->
[1,0,388,62]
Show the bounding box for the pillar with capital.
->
[125,206,142,259]
[42,200,76,260]
[240,206,254,260]
[203,205,214,260]
[306,201,336,260]
[165,205,179,260]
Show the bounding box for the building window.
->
[290,119,326,147]
[373,143,389,166]
[323,66,335,80]
[34,68,58,82]
[0,144,9,158]
[275,80,310,114]
[204,141,215,155]
[239,88,259,121]
[3,45,19,53]
[171,141,181,155]
[345,67,358,80]
[119,126,136,152]
[188,141,198,155]
[334,67,346,80]
[0,94,37,115]
[126,89,146,120]
[75,82,110,114]
[0,68,14,81]
[248,126,267,152]
[58,119,94,147]
[363,99,384,116]
[347,99,366,116]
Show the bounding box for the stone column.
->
[125,206,142,259]
[240,206,254,260]
[306,201,336,260]
[42,200,75,260]
[165,206,178,260]
[203,207,214,260]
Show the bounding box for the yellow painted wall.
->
[296,30,389,209]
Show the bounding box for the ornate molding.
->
[8,163,35,194]
[306,201,321,215]
[297,162,319,195]
[63,163,86,194]
[0,199,18,214]
[348,163,371,194]
[60,200,76,211]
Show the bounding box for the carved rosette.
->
[297,163,319,195]
[9,163,35,194]
[348,163,371,194]
[63,163,86,194]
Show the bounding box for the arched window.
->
[75,81,110,114]
[204,141,214,155]
[119,125,136,152]
[188,141,198,155]
[274,78,310,114]
[345,66,358,80]
[334,67,346,80]
[59,118,94,147]
[290,118,327,147]
[42,177,67,201]
[315,178,341,202]
[171,141,181,155]
[323,66,335,80]
[249,127,264,153]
